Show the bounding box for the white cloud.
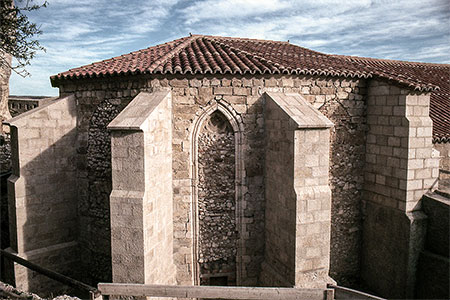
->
[180,0,450,61]
[42,23,99,40]
[8,0,450,96]
[9,0,183,95]
[181,0,292,24]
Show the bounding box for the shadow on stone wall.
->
[79,99,121,285]
[319,98,365,287]
[3,98,91,297]
[4,128,86,297]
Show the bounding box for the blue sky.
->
[10,0,450,96]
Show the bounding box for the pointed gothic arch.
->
[190,100,245,286]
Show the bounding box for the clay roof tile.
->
[50,34,449,142]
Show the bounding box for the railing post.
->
[325,288,334,300]
[90,291,103,300]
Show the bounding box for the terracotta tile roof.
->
[50,34,449,142]
[51,35,371,81]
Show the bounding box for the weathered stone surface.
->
[82,98,121,284]
[7,70,442,297]
[261,92,332,288]
[0,133,11,173]
[197,111,237,285]
[434,142,450,189]
[56,74,370,287]
[4,96,80,294]
[361,80,438,299]
[109,91,176,287]
[0,51,12,130]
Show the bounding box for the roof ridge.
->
[334,54,442,91]
[206,36,283,73]
[338,54,450,68]
[207,34,331,57]
[198,34,291,45]
[147,35,200,73]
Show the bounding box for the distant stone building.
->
[7,95,54,117]
[2,35,449,299]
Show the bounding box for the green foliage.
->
[0,0,47,77]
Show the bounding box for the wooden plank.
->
[330,285,385,300]
[98,283,327,300]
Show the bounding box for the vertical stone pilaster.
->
[110,131,146,283]
[293,128,332,288]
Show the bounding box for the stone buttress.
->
[361,80,440,299]
[108,90,177,288]
[260,92,334,288]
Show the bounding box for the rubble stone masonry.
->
[434,142,450,186]
[197,111,237,285]
[58,73,367,286]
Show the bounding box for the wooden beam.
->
[329,284,385,300]
[98,283,331,300]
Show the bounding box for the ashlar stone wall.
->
[260,92,333,288]
[4,96,79,294]
[108,91,177,288]
[361,80,439,298]
[59,73,367,286]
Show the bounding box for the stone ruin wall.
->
[197,111,237,285]
[1,132,11,251]
[0,52,12,127]
[59,73,367,286]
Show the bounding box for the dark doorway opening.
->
[209,276,228,286]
